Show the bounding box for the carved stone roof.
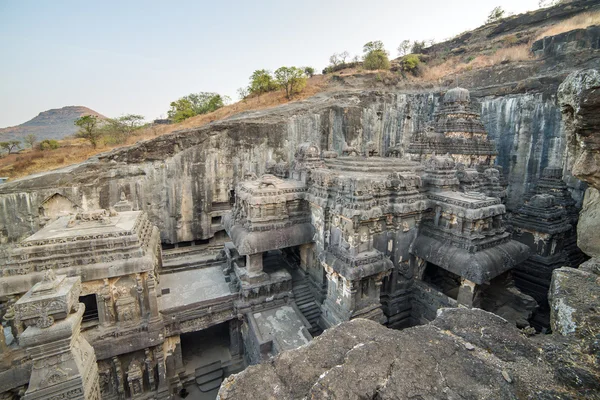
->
[0,210,159,296]
[512,194,572,234]
[410,235,530,284]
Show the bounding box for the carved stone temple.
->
[0,88,586,399]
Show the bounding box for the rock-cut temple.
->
[0,88,585,399]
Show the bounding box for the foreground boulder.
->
[218,306,598,399]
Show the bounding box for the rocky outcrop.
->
[217,307,598,399]
[1,4,598,247]
[558,69,600,258]
[0,85,588,245]
[218,258,600,399]
[217,66,600,400]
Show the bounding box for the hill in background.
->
[0,106,106,142]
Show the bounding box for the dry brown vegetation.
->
[419,44,533,82]
[536,11,600,40]
[0,75,330,180]
[3,9,598,181]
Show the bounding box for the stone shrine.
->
[0,87,588,399]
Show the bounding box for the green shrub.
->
[400,54,421,76]
[39,139,60,151]
[363,50,390,70]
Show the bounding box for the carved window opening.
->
[212,216,222,225]
[361,279,370,298]
[80,294,99,324]
[422,263,461,300]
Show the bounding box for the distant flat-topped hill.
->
[0,106,106,142]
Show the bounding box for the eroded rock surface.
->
[218,308,594,400]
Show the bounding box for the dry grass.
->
[0,75,330,180]
[536,11,600,40]
[420,44,533,82]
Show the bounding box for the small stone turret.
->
[14,271,100,400]
[407,87,497,168]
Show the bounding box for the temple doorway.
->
[422,263,461,300]
[179,322,231,399]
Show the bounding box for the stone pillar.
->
[98,279,113,326]
[434,206,441,226]
[154,344,170,399]
[146,272,160,318]
[299,243,312,272]
[14,271,100,400]
[246,253,263,276]
[0,322,6,352]
[229,318,243,358]
[457,278,477,307]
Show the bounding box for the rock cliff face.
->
[0,88,589,245]
[558,69,600,258]
[218,67,600,400]
[0,3,598,247]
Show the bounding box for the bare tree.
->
[339,51,349,64]
[397,40,411,56]
[24,134,37,149]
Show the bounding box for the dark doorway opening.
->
[422,263,461,300]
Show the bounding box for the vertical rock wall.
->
[0,90,583,245]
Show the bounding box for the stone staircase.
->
[194,361,224,393]
[162,246,223,273]
[291,270,322,336]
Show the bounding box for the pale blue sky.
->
[0,0,540,127]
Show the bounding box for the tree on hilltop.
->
[248,70,278,96]
[75,115,102,148]
[274,67,307,99]
[102,114,145,144]
[397,40,411,56]
[24,134,37,149]
[304,66,316,77]
[362,40,390,70]
[168,93,229,123]
[0,140,21,154]
[486,6,505,23]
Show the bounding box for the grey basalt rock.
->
[218,309,576,400]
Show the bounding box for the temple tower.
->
[14,272,100,400]
[407,87,497,167]
[512,194,574,329]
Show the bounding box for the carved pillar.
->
[14,272,100,400]
[457,278,478,308]
[99,279,113,326]
[229,319,243,358]
[146,272,160,318]
[0,323,6,352]
[434,206,441,226]
[153,344,170,398]
[246,253,263,276]
[135,274,146,318]
[299,243,312,273]
[144,348,155,391]
[112,356,125,399]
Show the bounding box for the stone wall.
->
[0,87,584,246]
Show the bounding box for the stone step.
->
[195,369,224,386]
[195,361,222,377]
[297,301,318,311]
[292,284,310,292]
[294,292,312,300]
[198,378,223,393]
[303,309,322,320]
